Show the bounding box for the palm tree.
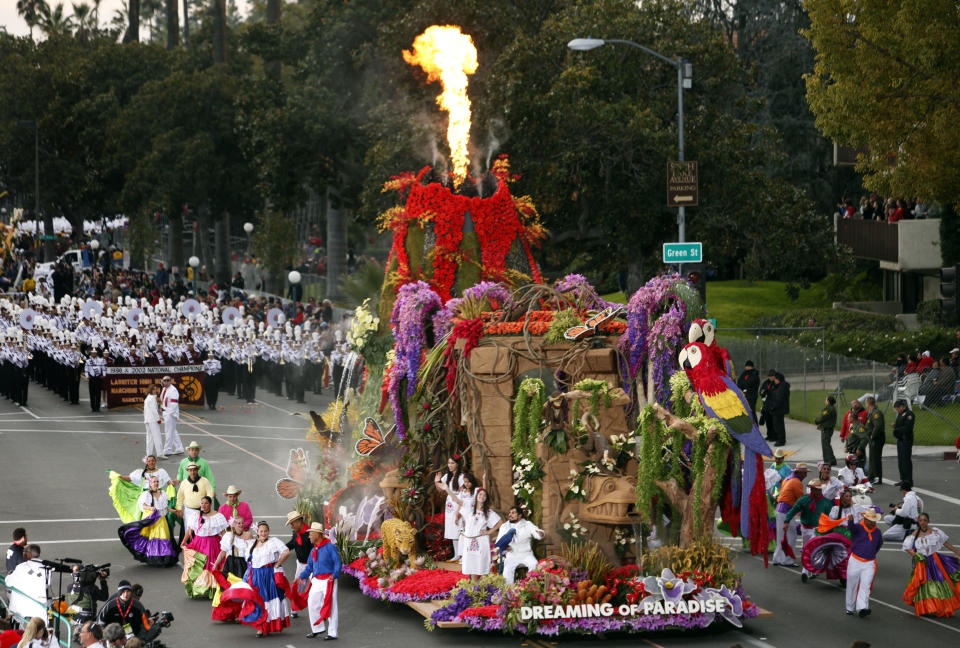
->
[72,2,91,36]
[123,0,141,43]
[16,0,49,38]
[37,2,76,37]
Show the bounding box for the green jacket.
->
[814,403,837,432]
[785,494,834,527]
[864,408,885,444]
[845,421,869,454]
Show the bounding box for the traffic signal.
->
[686,263,707,306]
[941,265,960,319]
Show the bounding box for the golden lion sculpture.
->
[380,518,419,568]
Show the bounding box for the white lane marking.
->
[0,419,306,429]
[0,428,306,441]
[28,538,119,544]
[736,633,777,648]
[0,412,26,416]
[0,515,290,525]
[254,399,301,416]
[19,406,38,419]
[882,478,960,507]
[766,559,960,635]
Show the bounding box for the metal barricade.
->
[0,573,74,647]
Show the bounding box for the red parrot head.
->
[687,318,715,346]
[679,341,726,393]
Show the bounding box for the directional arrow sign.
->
[667,161,698,207]
[663,242,702,264]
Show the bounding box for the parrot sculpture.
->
[679,341,771,559]
[687,318,735,379]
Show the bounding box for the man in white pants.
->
[299,522,341,640]
[844,509,883,617]
[143,383,165,458]
[161,376,184,456]
[495,506,544,584]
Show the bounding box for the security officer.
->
[815,395,838,466]
[863,396,885,484]
[891,399,914,484]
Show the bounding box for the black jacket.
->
[737,368,760,403]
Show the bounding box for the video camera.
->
[73,563,111,588]
[141,611,174,648]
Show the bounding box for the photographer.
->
[68,564,110,619]
[96,585,149,640]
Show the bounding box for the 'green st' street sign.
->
[662,242,702,263]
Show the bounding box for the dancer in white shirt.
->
[884,480,923,541]
[143,383,165,459]
[160,375,184,456]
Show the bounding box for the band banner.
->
[103,365,206,408]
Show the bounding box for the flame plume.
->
[403,25,478,187]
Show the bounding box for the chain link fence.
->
[721,328,960,446]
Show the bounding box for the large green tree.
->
[485,0,835,288]
[804,0,960,210]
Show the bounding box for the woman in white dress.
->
[902,513,960,617]
[117,475,178,567]
[181,496,229,599]
[459,488,502,581]
[221,521,293,637]
[438,472,479,562]
[434,456,465,560]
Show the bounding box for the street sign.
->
[667,160,698,207]
[39,235,57,241]
[663,242,702,264]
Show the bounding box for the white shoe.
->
[158,455,169,459]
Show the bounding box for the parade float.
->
[280,24,769,636]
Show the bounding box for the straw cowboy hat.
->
[285,511,304,526]
[187,441,202,450]
[308,522,325,533]
[224,485,242,496]
[861,510,882,522]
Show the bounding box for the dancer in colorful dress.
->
[784,479,834,582]
[212,516,255,622]
[902,513,960,617]
[434,456,465,561]
[180,496,228,599]
[460,488,502,582]
[300,522,342,640]
[117,475,178,567]
[108,455,174,524]
[221,521,293,637]
[773,463,807,566]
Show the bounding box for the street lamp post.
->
[243,221,254,255]
[17,119,48,259]
[567,38,692,243]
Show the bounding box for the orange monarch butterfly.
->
[563,306,624,341]
[275,448,310,499]
[355,418,394,456]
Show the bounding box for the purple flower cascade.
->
[390,281,442,438]
[622,274,693,404]
[555,274,609,311]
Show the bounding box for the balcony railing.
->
[835,217,941,270]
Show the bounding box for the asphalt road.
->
[2,382,959,648]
